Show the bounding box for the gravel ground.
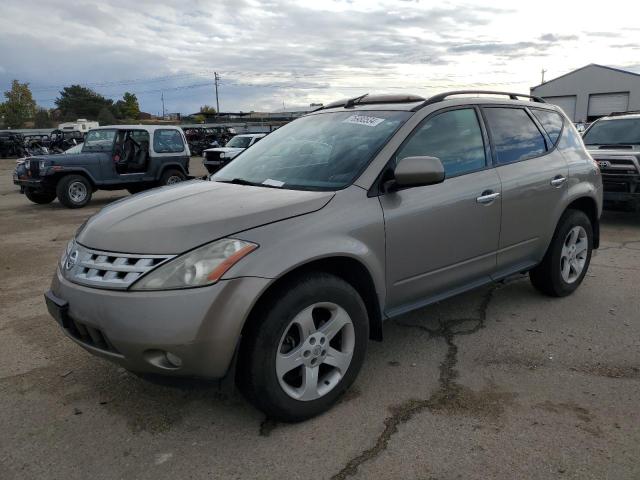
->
[1,158,639,480]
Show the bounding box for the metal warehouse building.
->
[530,63,640,123]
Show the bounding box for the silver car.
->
[46,91,602,421]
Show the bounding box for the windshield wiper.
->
[216,178,282,188]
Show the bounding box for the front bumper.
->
[48,267,271,378]
[601,174,640,203]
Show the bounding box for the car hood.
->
[77,180,335,254]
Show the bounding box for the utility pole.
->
[161,92,165,119]
[214,72,220,114]
[541,68,547,84]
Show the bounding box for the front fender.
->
[224,186,387,314]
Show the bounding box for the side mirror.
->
[386,156,445,191]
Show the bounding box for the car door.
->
[481,106,569,276]
[380,107,502,315]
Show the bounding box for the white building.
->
[530,64,640,123]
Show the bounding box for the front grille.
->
[64,243,174,289]
[204,151,222,161]
[65,316,119,353]
[592,155,640,176]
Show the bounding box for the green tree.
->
[192,114,205,123]
[33,108,54,128]
[120,92,140,119]
[199,105,217,114]
[97,107,117,125]
[55,85,113,120]
[2,80,36,128]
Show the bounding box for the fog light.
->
[165,351,182,367]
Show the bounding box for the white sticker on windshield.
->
[263,178,284,187]
[343,114,385,127]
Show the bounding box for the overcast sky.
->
[1,0,639,115]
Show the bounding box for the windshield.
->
[83,129,116,152]
[213,111,411,190]
[583,118,640,145]
[226,136,252,148]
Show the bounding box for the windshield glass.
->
[583,118,640,145]
[83,129,116,152]
[226,136,252,148]
[213,110,411,190]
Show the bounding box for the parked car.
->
[45,91,601,421]
[13,125,191,208]
[582,111,640,210]
[202,133,266,174]
[0,131,26,158]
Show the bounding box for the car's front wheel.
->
[237,273,369,422]
[56,175,92,208]
[25,188,56,204]
[530,209,593,297]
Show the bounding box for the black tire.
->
[237,272,369,422]
[159,169,186,186]
[530,209,593,297]
[56,175,92,209]
[24,188,56,204]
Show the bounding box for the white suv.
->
[203,133,266,174]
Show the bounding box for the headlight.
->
[39,160,47,170]
[219,152,225,159]
[130,238,258,291]
[60,239,75,268]
[25,160,30,169]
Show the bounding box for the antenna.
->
[541,68,547,84]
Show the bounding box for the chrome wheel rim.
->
[560,226,588,283]
[166,175,182,185]
[276,302,355,401]
[68,181,87,203]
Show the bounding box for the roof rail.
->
[316,93,426,111]
[412,90,546,111]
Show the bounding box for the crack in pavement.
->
[330,286,500,480]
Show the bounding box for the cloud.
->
[0,0,636,113]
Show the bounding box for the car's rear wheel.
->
[237,273,369,422]
[530,209,593,297]
[56,175,92,209]
[159,169,186,186]
[24,188,56,204]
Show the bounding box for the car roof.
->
[235,133,266,137]
[600,113,640,120]
[92,125,182,132]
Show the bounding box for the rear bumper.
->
[47,267,271,378]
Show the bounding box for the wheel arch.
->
[158,162,188,178]
[241,256,384,342]
[50,170,97,190]
[565,196,600,249]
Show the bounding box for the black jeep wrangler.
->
[13,125,191,208]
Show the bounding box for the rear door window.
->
[154,129,185,153]
[483,107,547,164]
[395,108,487,177]
[531,108,564,145]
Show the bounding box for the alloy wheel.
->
[276,302,355,401]
[560,225,588,283]
[68,181,87,203]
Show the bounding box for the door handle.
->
[550,175,567,187]
[476,191,500,205]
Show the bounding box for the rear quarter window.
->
[531,108,564,145]
[154,129,185,153]
[483,107,547,165]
